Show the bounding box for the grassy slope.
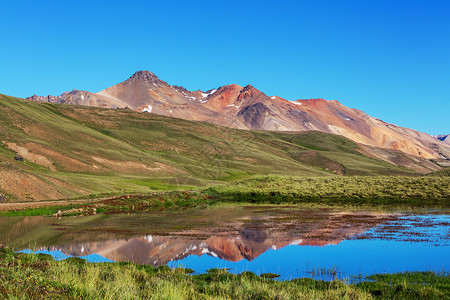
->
[0,94,418,201]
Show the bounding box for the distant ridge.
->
[26,71,450,160]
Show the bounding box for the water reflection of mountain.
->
[24,209,394,265]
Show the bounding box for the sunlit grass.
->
[0,246,448,299]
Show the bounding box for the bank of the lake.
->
[0,246,448,299]
[1,175,449,217]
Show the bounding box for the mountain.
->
[26,71,450,161]
[0,93,441,201]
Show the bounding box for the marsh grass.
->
[305,265,342,279]
[0,247,448,299]
[208,175,450,205]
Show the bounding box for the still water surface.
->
[1,206,448,280]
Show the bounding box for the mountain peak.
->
[129,70,160,82]
[237,84,265,101]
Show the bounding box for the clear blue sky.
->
[1,0,449,134]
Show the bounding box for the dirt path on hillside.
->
[0,198,108,212]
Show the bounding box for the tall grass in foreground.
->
[0,247,448,299]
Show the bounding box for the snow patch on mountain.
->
[143,105,152,113]
[202,89,217,98]
[226,104,241,109]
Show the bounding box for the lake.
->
[1,205,448,281]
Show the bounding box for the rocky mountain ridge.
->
[26,70,450,161]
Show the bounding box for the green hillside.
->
[0,94,419,201]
